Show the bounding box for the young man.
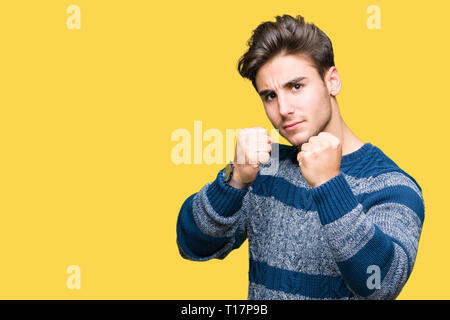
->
[176,14,425,299]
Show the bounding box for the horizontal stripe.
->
[193,183,245,238]
[358,185,424,223]
[252,175,315,210]
[347,171,422,199]
[176,194,233,259]
[248,282,353,300]
[248,202,339,276]
[251,174,424,224]
[271,143,418,186]
[323,206,375,262]
[249,259,353,299]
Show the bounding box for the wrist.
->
[232,165,257,184]
[223,162,253,189]
[227,176,251,190]
[311,173,340,188]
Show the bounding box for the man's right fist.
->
[232,127,273,184]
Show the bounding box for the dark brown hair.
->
[237,14,335,91]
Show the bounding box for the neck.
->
[313,98,364,155]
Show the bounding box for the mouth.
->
[283,121,304,131]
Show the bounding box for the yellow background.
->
[0,0,447,299]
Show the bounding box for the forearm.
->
[311,173,424,299]
[176,169,249,261]
[176,194,242,261]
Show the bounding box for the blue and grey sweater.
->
[176,142,425,299]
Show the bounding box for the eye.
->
[293,83,303,91]
[266,93,276,102]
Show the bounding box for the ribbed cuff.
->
[206,168,249,217]
[311,173,359,225]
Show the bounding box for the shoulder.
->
[346,145,425,223]
[348,143,422,193]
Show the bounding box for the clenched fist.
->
[298,132,342,188]
[233,127,273,184]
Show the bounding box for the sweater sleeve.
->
[311,171,425,299]
[176,168,250,261]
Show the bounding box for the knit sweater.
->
[176,142,425,299]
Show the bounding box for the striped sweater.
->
[176,142,425,299]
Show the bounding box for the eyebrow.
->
[258,76,307,97]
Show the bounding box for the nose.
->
[278,92,294,117]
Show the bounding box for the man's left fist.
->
[297,132,342,188]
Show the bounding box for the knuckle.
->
[257,127,267,133]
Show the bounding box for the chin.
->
[285,131,309,147]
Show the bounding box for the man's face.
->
[255,54,333,148]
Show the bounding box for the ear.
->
[325,66,342,97]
